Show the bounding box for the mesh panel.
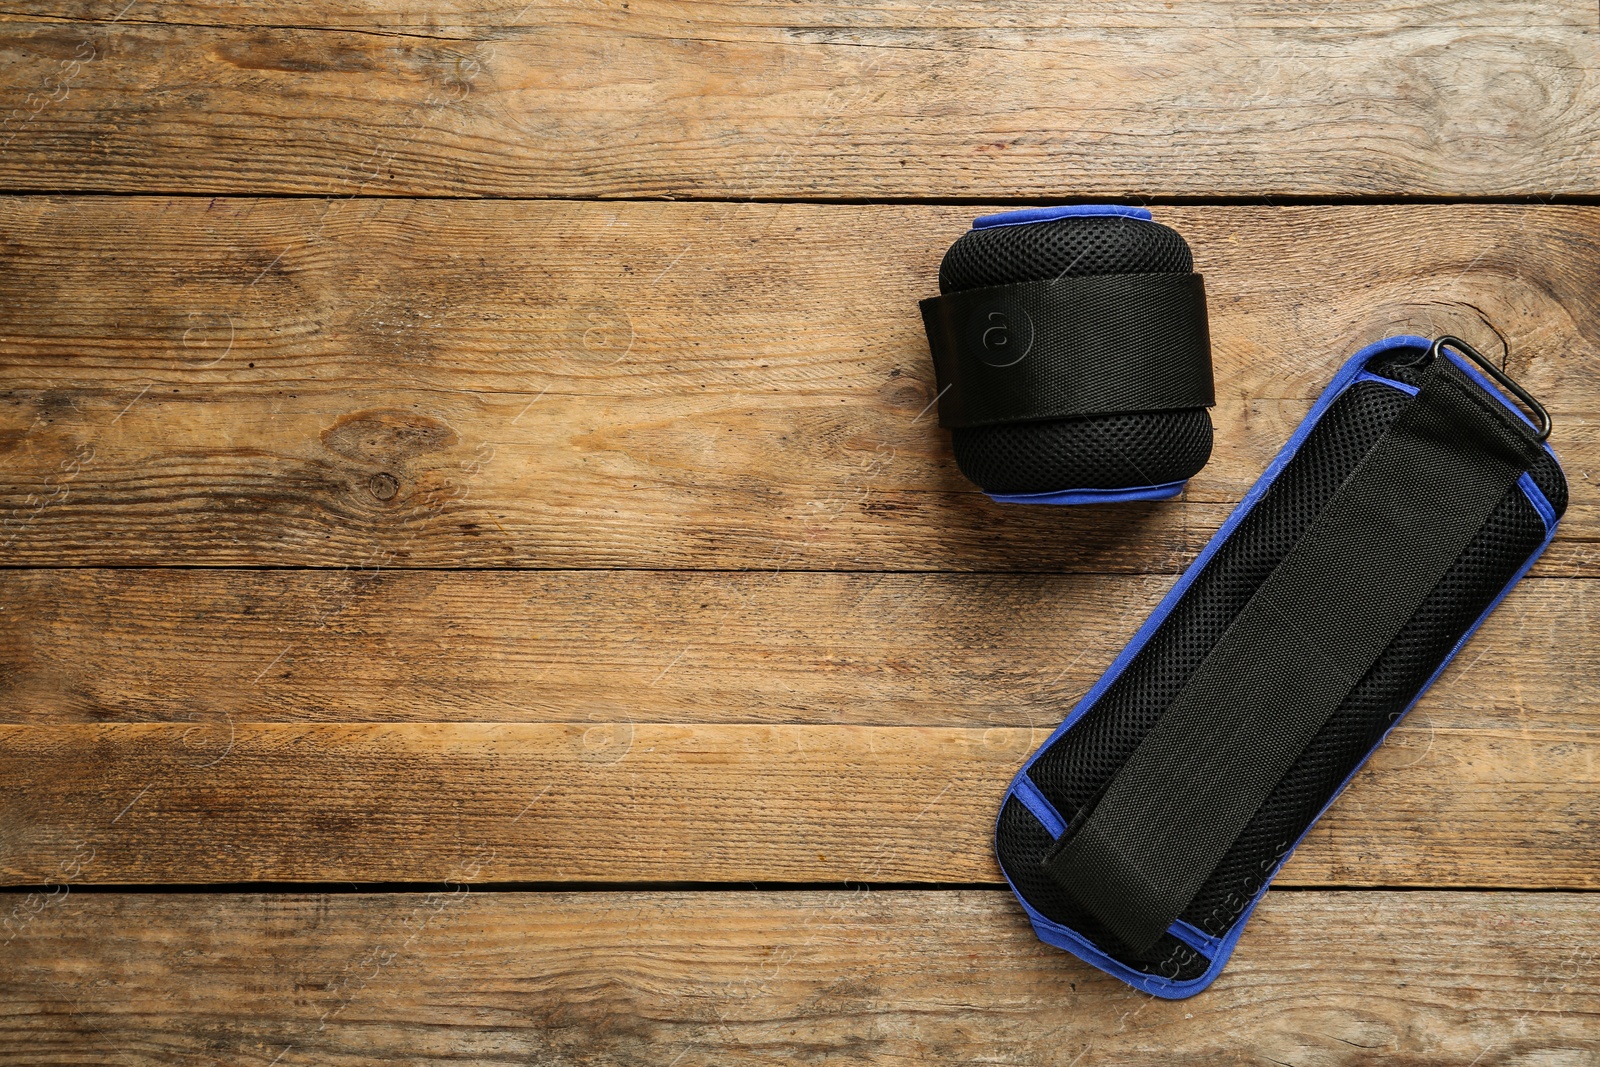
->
[953,408,1213,493]
[937,215,1212,494]
[995,365,1566,979]
[1183,484,1547,935]
[1026,381,1411,816]
[940,216,1194,292]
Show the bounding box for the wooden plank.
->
[3,569,1591,731]
[0,888,1594,1064]
[0,722,1594,887]
[1,3,1598,197]
[2,198,1596,572]
[16,0,1600,32]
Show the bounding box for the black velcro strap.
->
[919,273,1213,429]
[1041,360,1542,953]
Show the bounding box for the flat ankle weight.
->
[996,334,1566,998]
[919,205,1214,504]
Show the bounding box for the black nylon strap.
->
[919,274,1213,429]
[1041,360,1542,953]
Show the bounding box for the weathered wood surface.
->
[1,2,1599,197]
[1,0,1595,1057]
[2,569,1591,731]
[16,0,1600,31]
[2,198,1595,571]
[1,722,1593,887]
[1,889,1595,1065]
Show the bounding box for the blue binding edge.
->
[988,480,1188,506]
[973,204,1154,230]
[995,334,1564,998]
[971,204,1186,506]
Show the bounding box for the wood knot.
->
[322,410,458,466]
[367,472,399,501]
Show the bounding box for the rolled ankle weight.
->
[995,334,1566,997]
[919,205,1214,504]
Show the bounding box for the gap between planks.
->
[5,189,1600,206]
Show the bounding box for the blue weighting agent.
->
[993,334,1565,997]
[919,205,1216,504]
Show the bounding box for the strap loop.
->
[919,273,1213,429]
[1430,335,1552,441]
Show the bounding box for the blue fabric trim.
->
[1519,472,1557,533]
[1010,775,1067,838]
[987,480,1187,506]
[1354,369,1419,395]
[972,205,1154,230]
[995,334,1565,998]
[1169,919,1224,956]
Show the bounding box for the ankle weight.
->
[919,206,1215,504]
[995,334,1566,998]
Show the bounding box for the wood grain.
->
[2,569,1591,732]
[1,3,1598,197]
[0,888,1595,1065]
[2,1,1594,1057]
[16,0,1600,32]
[0,722,1593,887]
[2,198,1596,571]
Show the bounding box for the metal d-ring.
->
[1428,335,1553,442]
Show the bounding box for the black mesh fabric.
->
[995,355,1567,980]
[953,409,1215,495]
[939,215,1193,291]
[1183,484,1547,937]
[936,215,1213,493]
[1027,381,1415,815]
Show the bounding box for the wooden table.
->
[2,1,1597,1062]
